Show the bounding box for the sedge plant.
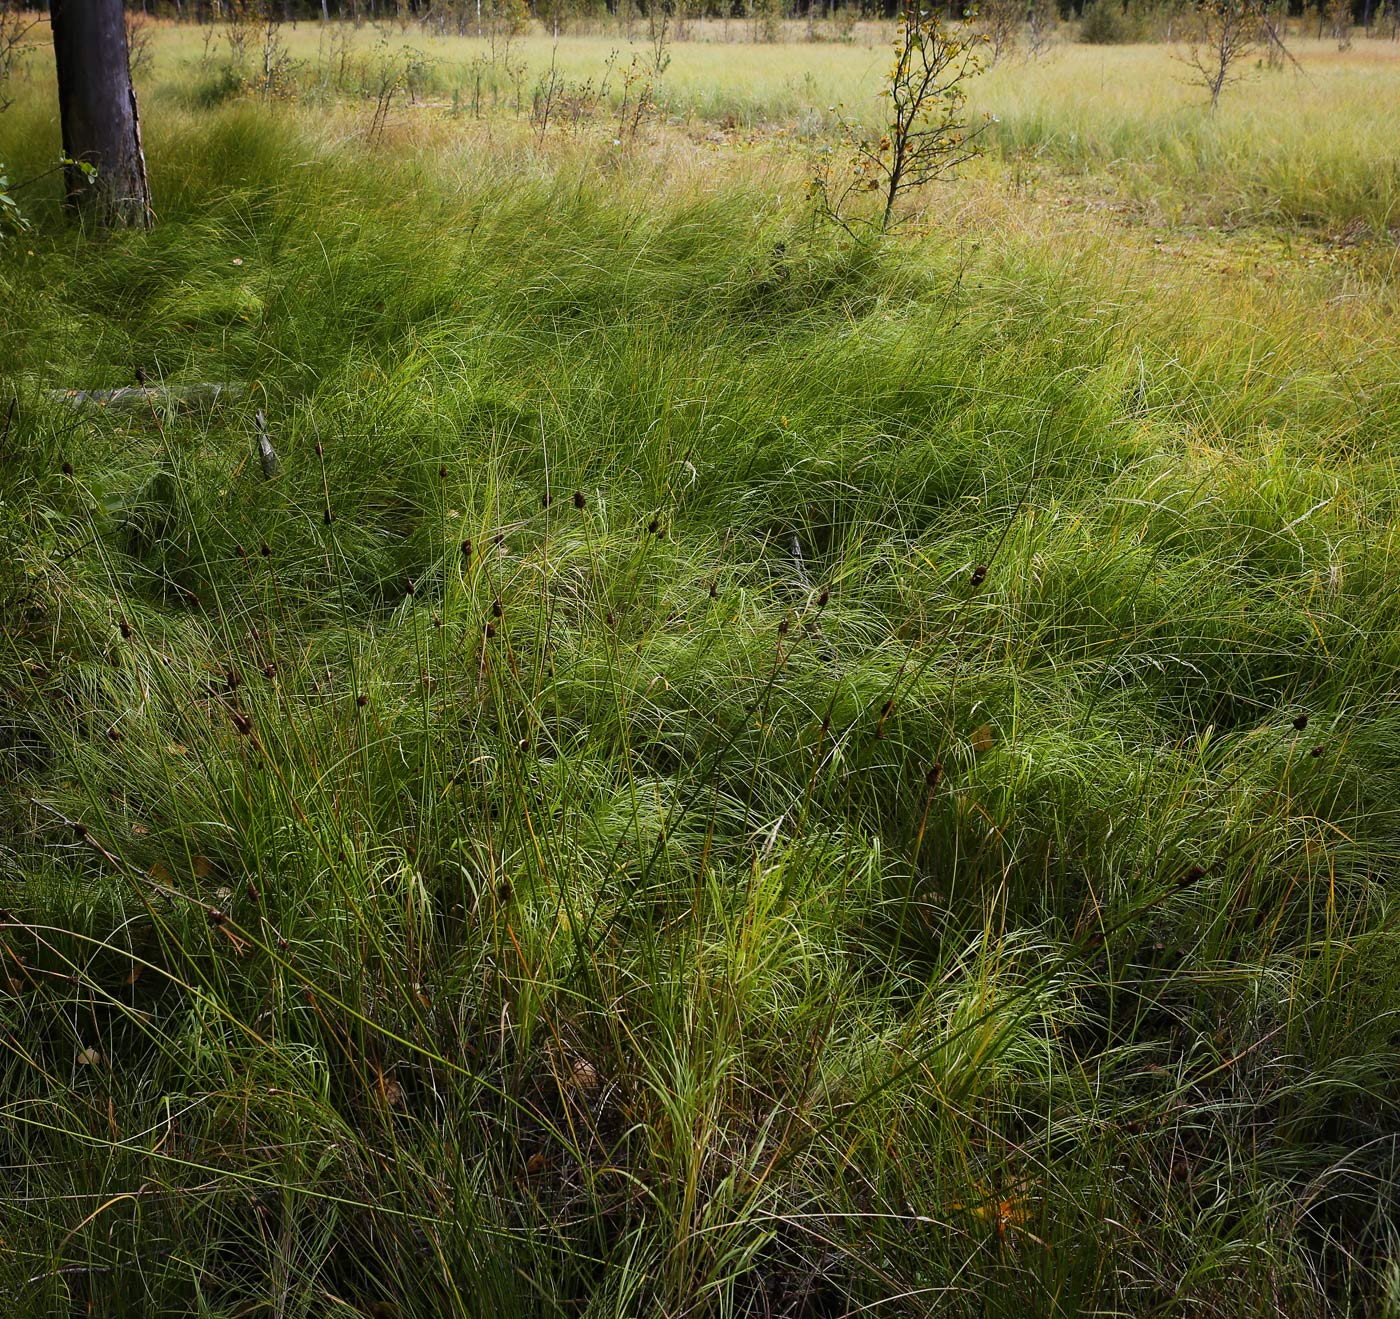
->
[1,35,1400,1319]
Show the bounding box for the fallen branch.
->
[49,383,247,412]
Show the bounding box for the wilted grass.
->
[2,29,1400,1319]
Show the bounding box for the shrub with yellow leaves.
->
[809,0,990,234]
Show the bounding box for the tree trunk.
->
[51,0,152,229]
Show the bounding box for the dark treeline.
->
[20,0,1388,29]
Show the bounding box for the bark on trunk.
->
[51,0,153,229]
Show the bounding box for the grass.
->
[3,22,1400,1319]
[106,19,1400,231]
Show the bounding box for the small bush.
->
[1079,0,1139,43]
[187,64,245,108]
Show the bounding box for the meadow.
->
[3,15,1400,1317]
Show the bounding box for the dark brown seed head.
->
[647,518,661,536]
[573,490,586,510]
[817,587,830,608]
[106,727,122,742]
[778,617,790,635]
[926,762,944,789]
[485,622,496,639]
[232,711,253,736]
[820,714,831,735]
[541,492,552,508]
[207,909,227,927]
[1310,744,1323,757]
[1292,713,1309,731]
[970,565,987,587]
[227,666,242,690]
[1178,864,1206,888]
[315,442,325,457]
[708,580,718,599]
[260,542,271,558]
[119,617,131,640]
[404,579,415,597]
[357,693,368,707]
[491,598,503,619]
[61,461,73,476]
[235,543,247,559]
[495,532,506,548]
[323,508,334,525]
[880,698,894,719]
[461,538,472,559]
[605,611,616,628]
[518,737,530,752]
[433,613,441,629]
[497,878,512,903]
[277,936,289,950]
[73,821,87,839]
[439,464,448,479]
[264,663,276,680]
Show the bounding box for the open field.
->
[3,19,1400,1319]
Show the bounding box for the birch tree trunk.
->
[51,0,153,229]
